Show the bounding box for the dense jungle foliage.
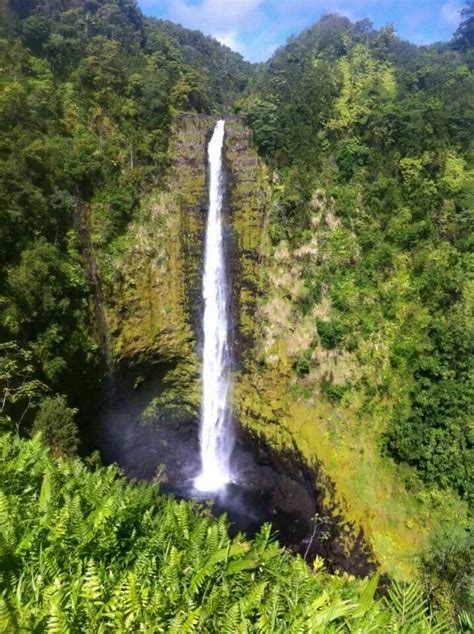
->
[0,0,473,629]
[241,9,474,501]
[0,0,252,424]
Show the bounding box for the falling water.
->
[194,119,234,493]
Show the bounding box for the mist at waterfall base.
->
[97,401,375,573]
[98,382,319,547]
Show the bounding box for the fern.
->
[168,607,201,633]
[0,491,9,526]
[189,541,250,597]
[0,594,16,633]
[46,600,69,634]
[386,580,428,631]
[222,602,241,633]
[160,545,182,604]
[175,501,191,541]
[0,434,454,632]
[81,561,103,606]
[38,470,52,514]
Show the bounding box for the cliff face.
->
[94,114,216,425]
[224,125,381,576]
[224,117,271,355]
[92,114,272,430]
[86,113,462,579]
[87,116,376,576]
[230,167,467,580]
[84,114,381,574]
[224,118,462,580]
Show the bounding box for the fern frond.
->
[168,607,201,634]
[386,580,428,630]
[0,593,16,633]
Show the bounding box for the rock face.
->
[96,113,272,437]
[99,114,217,423]
[92,113,376,577]
[224,117,270,358]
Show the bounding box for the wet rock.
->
[97,381,376,577]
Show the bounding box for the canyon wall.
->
[86,113,436,578]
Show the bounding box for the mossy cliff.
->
[224,117,271,353]
[91,114,217,423]
[86,113,466,580]
[231,178,468,580]
[89,113,273,426]
[223,121,377,576]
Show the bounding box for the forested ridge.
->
[0,0,473,630]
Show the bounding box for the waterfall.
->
[194,119,234,493]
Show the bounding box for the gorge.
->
[96,113,376,576]
[0,0,472,628]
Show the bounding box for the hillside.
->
[0,0,253,417]
[235,9,473,578]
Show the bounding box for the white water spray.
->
[194,119,234,493]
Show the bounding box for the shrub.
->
[316,319,346,349]
[293,353,311,376]
[31,395,79,457]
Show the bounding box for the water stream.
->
[194,119,234,493]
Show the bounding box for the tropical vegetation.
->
[0,0,472,630]
[0,433,466,632]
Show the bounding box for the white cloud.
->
[154,0,278,60]
[167,0,265,33]
[139,0,461,62]
[214,30,241,50]
[214,28,278,61]
[214,29,250,55]
[441,1,462,26]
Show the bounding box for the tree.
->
[31,394,79,456]
[0,342,48,432]
[453,2,474,52]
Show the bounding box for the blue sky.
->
[137,0,465,62]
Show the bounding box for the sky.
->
[137,0,466,62]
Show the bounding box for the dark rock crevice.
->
[74,199,114,386]
[234,426,377,576]
[96,386,376,577]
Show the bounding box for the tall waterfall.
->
[195,119,234,493]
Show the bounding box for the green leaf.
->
[39,471,51,513]
[354,573,379,617]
